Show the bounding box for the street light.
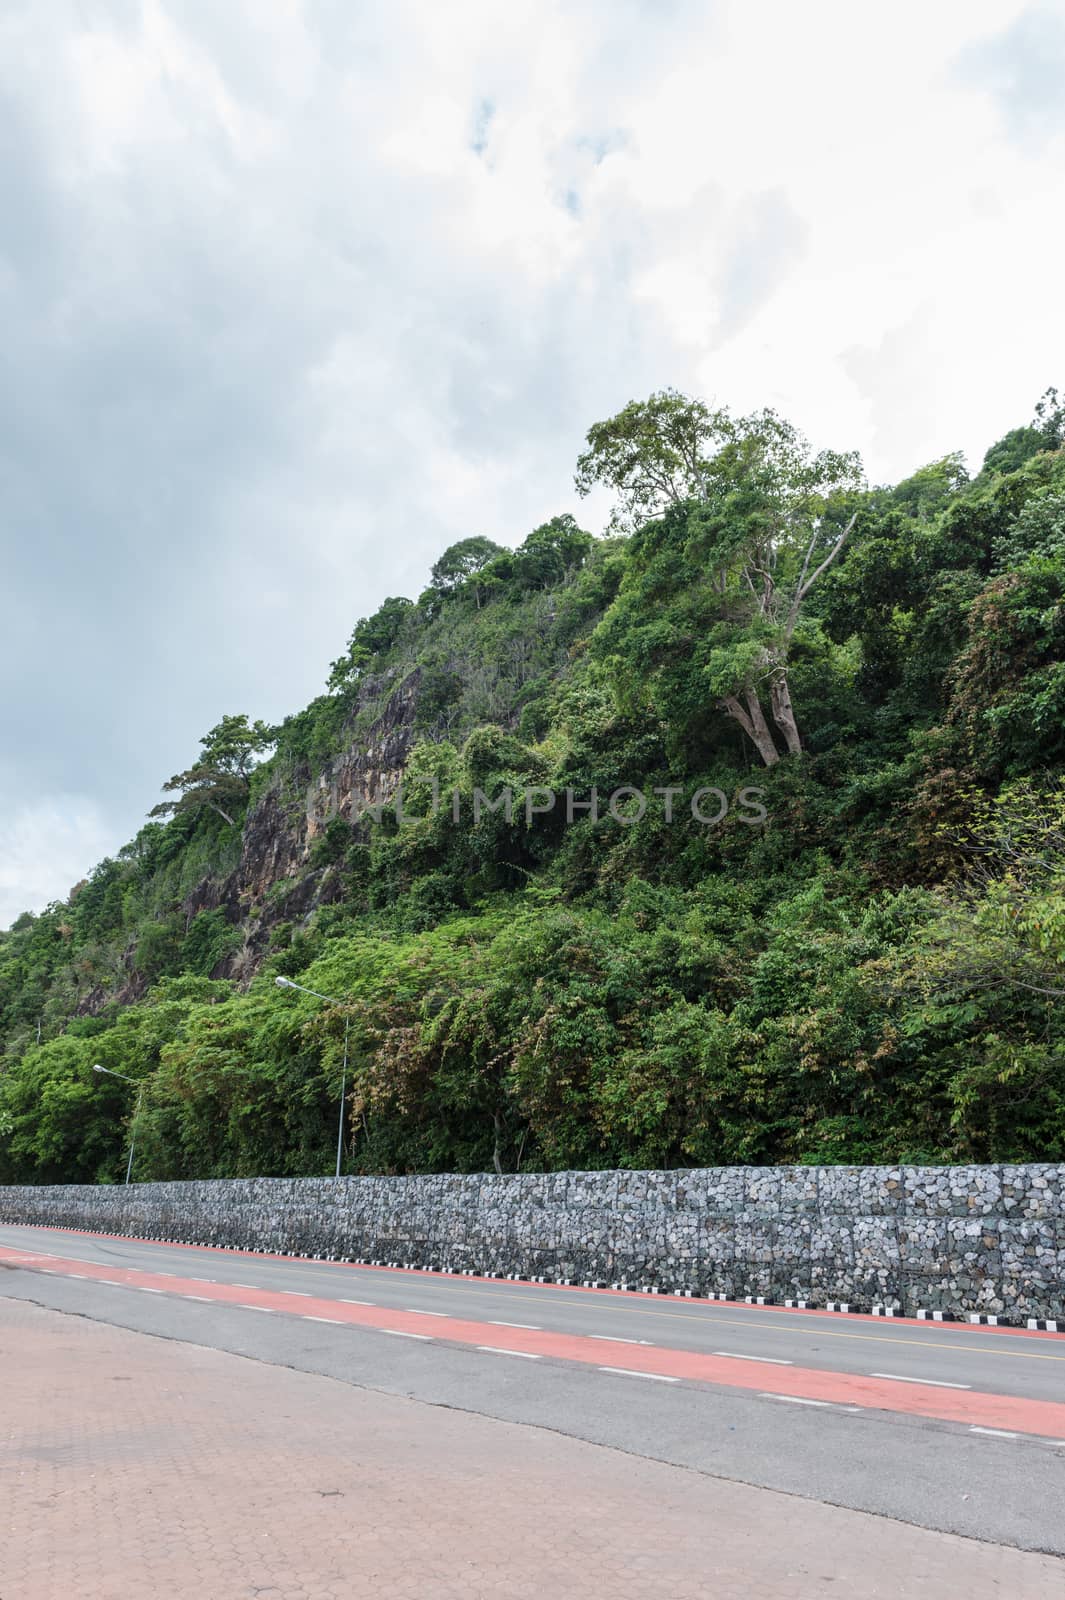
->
[275,976,351,1178]
[93,1064,145,1186]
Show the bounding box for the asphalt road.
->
[3,1222,1064,1557]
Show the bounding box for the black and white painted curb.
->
[13,1225,1065,1331]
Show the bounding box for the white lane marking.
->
[138,1288,164,1294]
[969,1426,1018,1439]
[306,1316,345,1324]
[383,1330,432,1341]
[489,1320,541,1330]
[598,1367,678,1382]
[189,1277,216,1283]
[340,1298,375,1306]
[761,1394,832,1408]
[100,1279,123,1286]
[714,1351,794,1366]
[183,1295,212,1302]
[589,1335,654,1346]
[478,1346,541,1359]
[406,1309,449,1317]
[68,1274,88,1280]
[241,1305,275,1313]
[872,1373,971,1390]
[231,1283,257,1289]
[281,1291,311,1297]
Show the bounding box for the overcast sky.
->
[2,0,1063,928]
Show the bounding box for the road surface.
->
[2,1221,1064,1591]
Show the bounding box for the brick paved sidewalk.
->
[1,1297,1060,1600]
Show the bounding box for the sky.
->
[2,0,1064,928]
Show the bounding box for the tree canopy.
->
[150,715,275,828]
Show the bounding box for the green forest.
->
[2,391,1064,1185]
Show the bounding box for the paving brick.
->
[2,1295,1062,1599]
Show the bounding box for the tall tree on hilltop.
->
[430,537,504,607]
[579,391,863,763]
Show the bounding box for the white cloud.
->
[0,799,117,928]
[1,0,1063,922]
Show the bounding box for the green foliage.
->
[587,397,864,765]
[429,536,505,608]
[3,389,1064,1184]
[150,714,274,828]
[980,388,1064,477]
[574,388,728,532]
[327,597,416,689]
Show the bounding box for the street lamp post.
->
[275,977,350,1179]
[93,1064,146,1185]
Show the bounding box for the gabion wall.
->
[1,1164,1062,1321]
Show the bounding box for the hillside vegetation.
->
[2,391,1064,1184]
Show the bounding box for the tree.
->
[981,387,1064,477]
[150,714,274,828]
[511,516,593,591]
[575,389,728,533]
[430,537,504,606]
[583,395,862,763]
[327,597,414,688]
[891,453,969,521]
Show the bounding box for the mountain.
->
[1,393,1063,1184]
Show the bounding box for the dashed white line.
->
[183,1295,211,1302]
[478,1346,542,1359]
[489,1320,541,1330]
[306,1316,345,1324]
[100,1279,123,1286]
[760,1394,864,1414]
[872,1373,971,1390]
[598,1367,678,1383]
[589,1335,654,1346]
[340,1298,375,1306]
[969,1426,1018,1439]
[383,1330,433,1341]
[761,1394,832,1408]
[281,1291,311,1297]
[406,1309,449,1317]
[138,1288,164,1294]
[241,1305,275,1313]
[714,1351,794,1366]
